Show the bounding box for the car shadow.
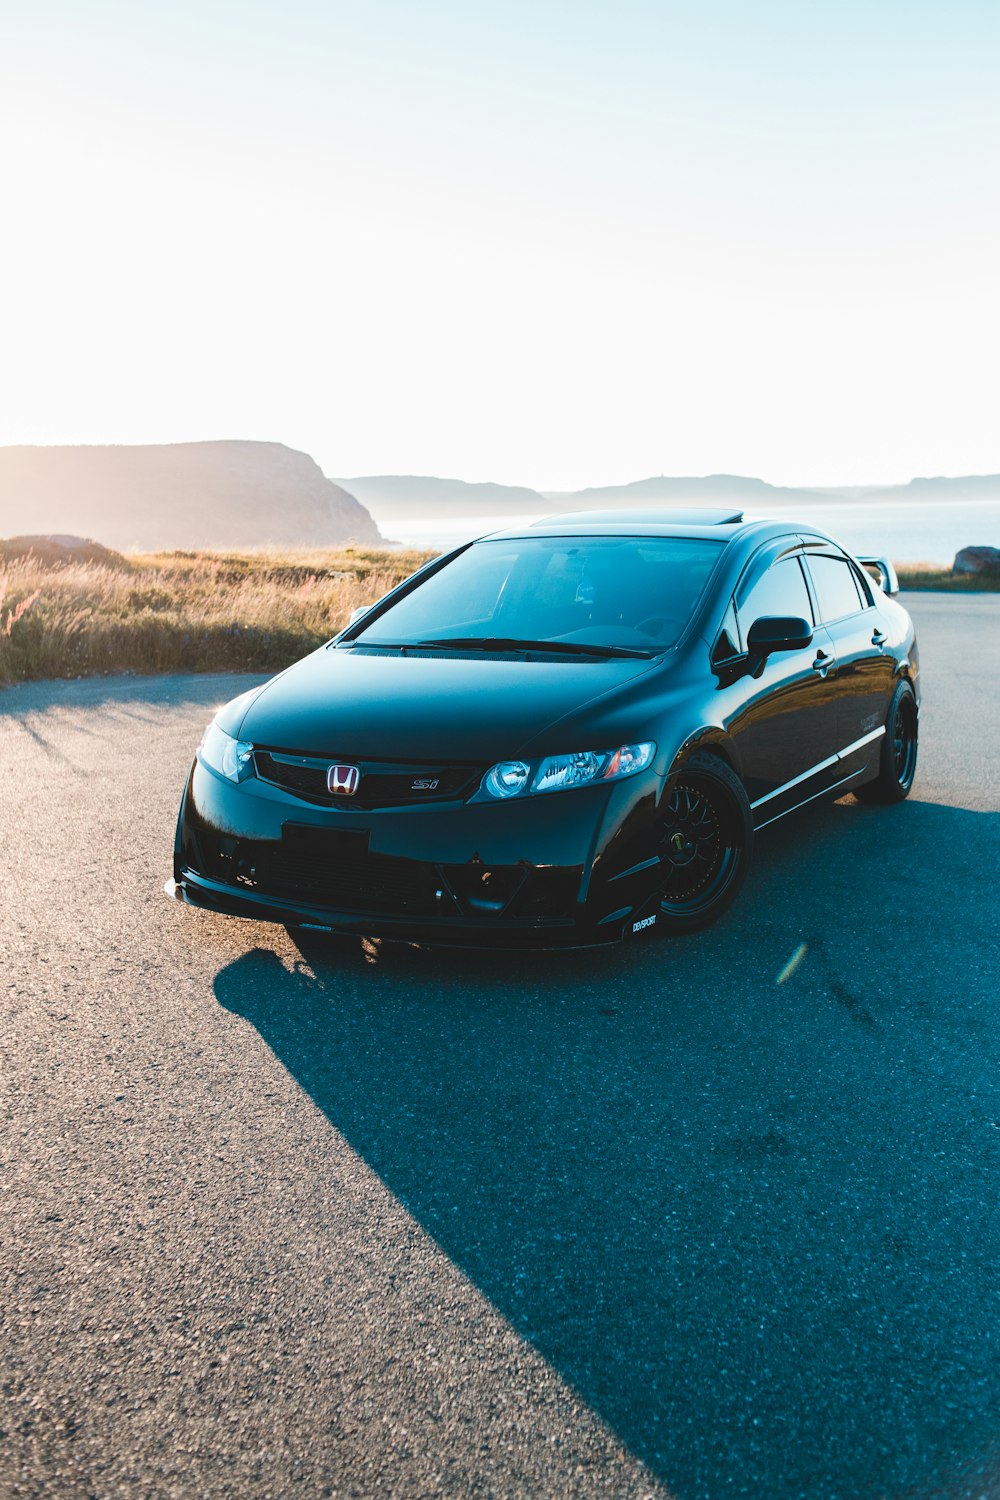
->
[214,795,1000,1500]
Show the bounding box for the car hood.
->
[234,645,661,762]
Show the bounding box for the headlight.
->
[198,721,255,782]
[480,742,655,799]
[483,760,531,798]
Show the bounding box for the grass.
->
[894,563,1000,591]
[0,545,995,687]
[0,547,434,686]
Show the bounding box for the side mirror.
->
[746,615,813,655]
[348,605,369,625]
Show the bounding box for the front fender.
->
[661,724,743,783]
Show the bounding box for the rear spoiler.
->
[857,555,899,597]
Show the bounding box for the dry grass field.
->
[0,545,994,686]
[0,547,433,685]
[891,561,1000,590]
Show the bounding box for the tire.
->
[855,680,918,804]
[648,751,753,935]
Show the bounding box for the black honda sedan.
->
[169,508,919,947]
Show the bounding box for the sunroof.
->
[530,507,745,527]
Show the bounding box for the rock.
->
[952,546,1000,575]
[0,441,383,551]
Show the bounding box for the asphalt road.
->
[2,593,999,1500]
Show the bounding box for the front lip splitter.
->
[166,872,623,950]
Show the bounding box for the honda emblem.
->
[326,763,361,796]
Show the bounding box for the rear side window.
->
[736,556,813,645]
[851,562,874,607]
[807,555,865,622]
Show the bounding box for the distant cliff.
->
[340,470,1000,520]
[546,474,1000,508]
[0,441,383,550]
[338,474,549,518]
[541,474,814,507]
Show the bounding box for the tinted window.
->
[355,536,726,652]
[736,556,813,644]
[808,555,865,622]
[851,562,874,607]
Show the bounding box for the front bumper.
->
[172,756,664,949]
[166,871,621,949]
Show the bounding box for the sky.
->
[0,0,997,490]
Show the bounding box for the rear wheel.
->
[855,680,918,803]
[649,752,752,935]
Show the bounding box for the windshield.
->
[352,535,726,654]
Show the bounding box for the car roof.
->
[529,506,747,528]
[480,505,854,551]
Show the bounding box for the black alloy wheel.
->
[651,751,752,934]
[856,680,918,803]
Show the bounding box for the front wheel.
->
[647,751,752,935]
[855,680,918,804]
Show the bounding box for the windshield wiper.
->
[414,637,653,660]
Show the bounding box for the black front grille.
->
[254,751,482,809]
[213,826,444,916]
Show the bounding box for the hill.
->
[546,474,1000,509]
[866,475,1000,502]
[341,470,1000,526]
[337,474,549,518]
[0,442,382,550]
[541,474,826,507]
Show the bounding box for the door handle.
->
[812,650,833,676]
[872,629,887,648]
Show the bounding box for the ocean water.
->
[377,499,1000,566]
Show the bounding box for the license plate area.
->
[271,823,438,914]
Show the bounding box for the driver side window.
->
[735,556,813,649]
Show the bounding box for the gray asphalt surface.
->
[2,593,999,1500]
